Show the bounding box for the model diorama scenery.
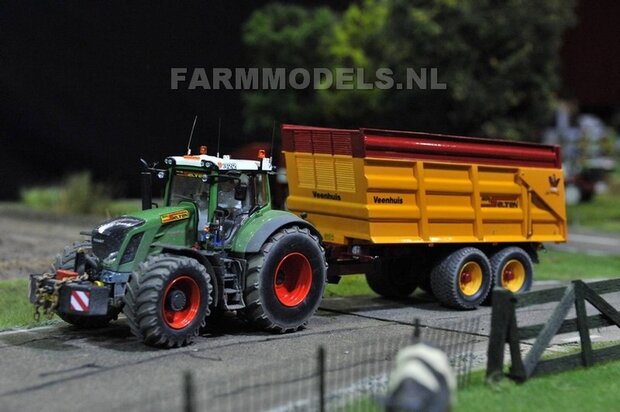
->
[30,124,567,348]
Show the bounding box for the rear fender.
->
[232,210,321,254]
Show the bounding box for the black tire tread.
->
[489,246,534,293]
[123,254,213,348]
[51,240,118,329]
[244,226,326,333]
[430,247,491,310]
[50,240,92,273]
[365,259,417,299]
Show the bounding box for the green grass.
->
[325,274,373,297]
[567,192,620,233]
[567,168,620,233]
[457,360,620,411]
[340,360,620,412]
[19,172,142,217]
[537,249,620,280]
[0,278,59,330]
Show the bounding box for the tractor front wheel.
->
[52,240,119,328]
[123,254,213,348]
[244,226,326,333]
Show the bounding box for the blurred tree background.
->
[242,0,576,140]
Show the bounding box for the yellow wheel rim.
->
[459,262,483,296]
[501,259,526,292]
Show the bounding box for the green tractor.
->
[30,148,327,348]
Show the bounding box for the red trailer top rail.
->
[281,124,561,169]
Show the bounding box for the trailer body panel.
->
[282,124,567,246]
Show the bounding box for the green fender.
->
[231,209,321,254]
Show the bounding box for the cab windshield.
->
[168,172,210,207]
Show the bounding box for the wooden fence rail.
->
[486,278,620,382]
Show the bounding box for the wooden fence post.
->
[318,346,325,412]
[183,371,196,412]
[573,281,593,367]
[486,289,513,382]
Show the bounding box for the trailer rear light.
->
[258,149,266,159]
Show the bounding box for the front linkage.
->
[30,245,117,327]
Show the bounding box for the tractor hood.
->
[92,216,145,262]
[95,204,197,272]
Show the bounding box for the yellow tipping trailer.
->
[282,124,567,309]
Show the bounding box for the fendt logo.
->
[161,210,190,224]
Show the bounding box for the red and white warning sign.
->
[70,290,90,312]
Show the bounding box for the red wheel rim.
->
[273,252,312,307]
[162,275,201,329]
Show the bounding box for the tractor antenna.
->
[269,120,276,165]
[186,115,198,155]
[216,117,222,158]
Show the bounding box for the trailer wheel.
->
[51,240,119,328]
[244,226,326,333]
[430,247,492,309]
[490,247,533,293]
[365,259,417,299]
[124,254,213,348]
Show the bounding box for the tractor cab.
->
[161,149,272,249]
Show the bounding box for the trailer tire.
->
[243,226,326,333]
[51,240,119,328]
[489,247,533,294]
[365,259,417,299]
[430,247,492,310]
[124,254,213,348]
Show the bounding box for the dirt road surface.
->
[2,288,620,412]
[1,206,620,411]
[0,205,98,280]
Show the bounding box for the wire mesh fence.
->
[119,315,485,412]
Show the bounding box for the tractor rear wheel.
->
[243,226,326,333]
[124,254,213,348]
[365,258,417,299]
[430,247,492,310]
[51,240,119,328]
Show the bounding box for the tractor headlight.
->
[103,252,118,265]
[120,233,144,265]
[164,157,176,166]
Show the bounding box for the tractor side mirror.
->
[234,183,248,201]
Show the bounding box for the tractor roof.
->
[164,153,272,172]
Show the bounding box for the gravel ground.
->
[0,204,100,280]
